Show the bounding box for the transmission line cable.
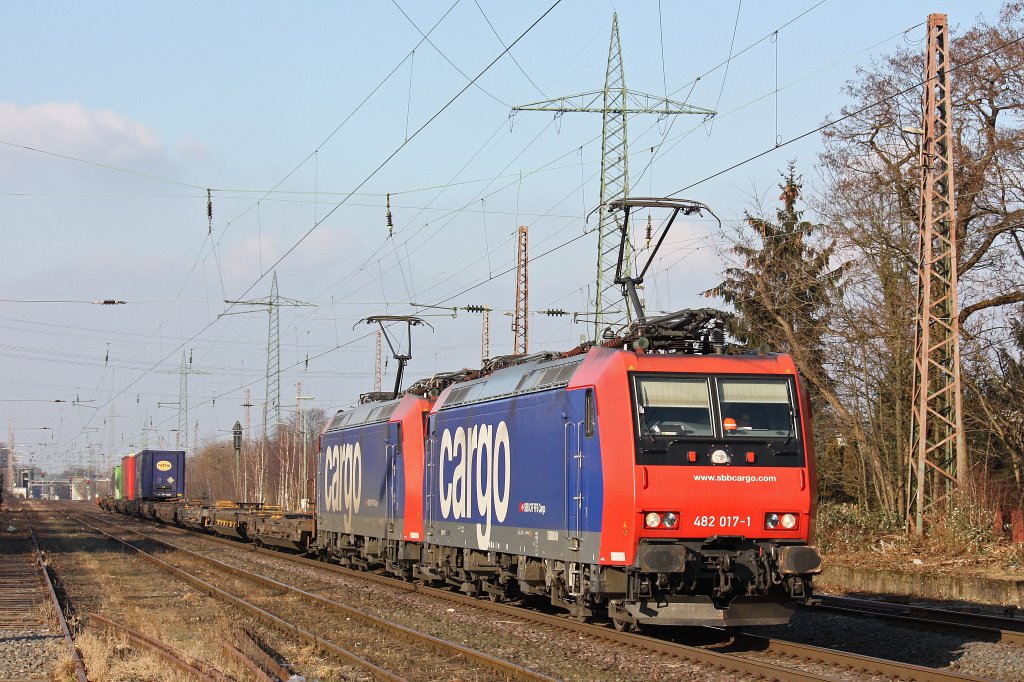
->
[669,29,1024,197]
[63,0,564,442]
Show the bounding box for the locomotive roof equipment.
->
[605,197,731,354]
[356,315,432,399]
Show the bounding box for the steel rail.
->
[76,509,556,682]
[729,632,991,682]
[94,506,995,682]
[59,511,402,682]
[813,594,1024,645]
[89,612,228,682]
[220,641,279,682]
[28,527,88,682]
[68,509,554,682]
[156,522,982,681]
[91,510,836,681]
[232,626,292,682]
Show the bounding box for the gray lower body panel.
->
[625,595,794,627]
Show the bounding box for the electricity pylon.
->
[176,350,205,452]
[513,226,529,355]
[513,13,714,340]
[225,272,314,444]
[374,331,383,393]
[909,13,966,534]
[157,351,204,451]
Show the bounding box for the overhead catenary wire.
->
[392,0,511,108]
[14,22,929,440]
[53,0,565,451]
[474,0,548,99]
[707,0,744,135]
[0,139,207,190]
[29,5,1015,462]
[668,27,1024,198]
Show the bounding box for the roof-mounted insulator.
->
[386,193,394,237]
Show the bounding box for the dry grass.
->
[37,514,255,681]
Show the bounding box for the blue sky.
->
[0,0,1006,474]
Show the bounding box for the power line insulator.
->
[386,192,394,236]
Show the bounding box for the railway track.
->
[80,504,995,682]
[59,507,559,682]
[0,503,87,682]
[811,594,1024,646]
[0,535,50,629]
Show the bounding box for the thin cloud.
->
[0,101,166,168]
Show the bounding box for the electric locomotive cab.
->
[615,357,822,627]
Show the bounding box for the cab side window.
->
[585,389,596,438]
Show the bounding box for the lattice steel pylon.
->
[909,13,967,535]
[513,13,714,340]
[373,331,383,393]
[514,226,529,355]
[177,351,188,449]
[482,307,491,362]
[5,419,14,497]
[225,271,313,445]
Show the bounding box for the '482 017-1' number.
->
[693,515,751,528]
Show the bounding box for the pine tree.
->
[707,163,840,386]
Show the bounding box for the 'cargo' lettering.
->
[438,420,510,549]
[323,442,362,531]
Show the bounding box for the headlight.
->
[644,511,680,529]
[764,512,799,530]
[710,449,730,464]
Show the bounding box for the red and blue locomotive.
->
[317,341,820,628]
[315,198,822,628]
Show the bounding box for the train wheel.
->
[611,617,636,633]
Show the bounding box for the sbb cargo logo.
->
[323,442,362,532]
[519,502,546,514]
[438,421,511,550]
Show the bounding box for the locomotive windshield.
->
[635,378,714,437]
[633,375,800,464]
[717,379,794,438]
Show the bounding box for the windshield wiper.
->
[638,417,666,451]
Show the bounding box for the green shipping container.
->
[113,465,122,500]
